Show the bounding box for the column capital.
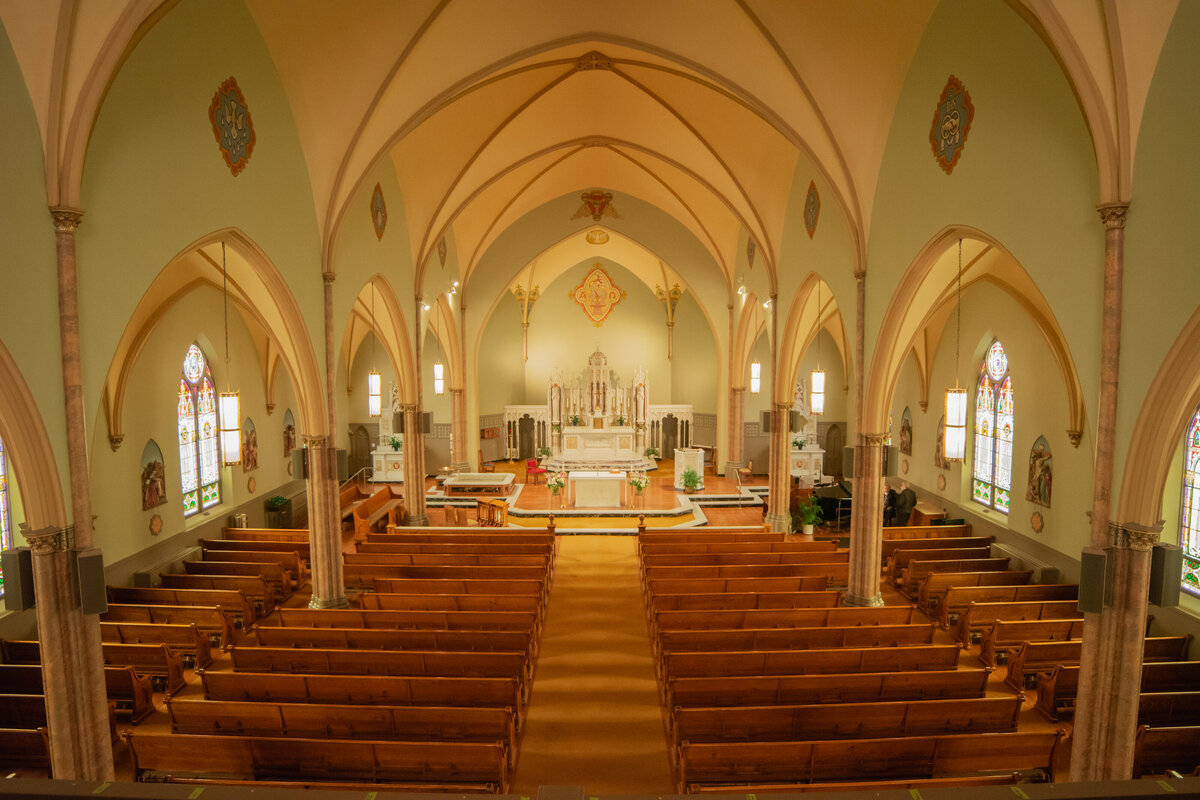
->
[449,387,464,397]
[861,431,890,446]
[1066,429,1082,447]
[321,271,336,284]
[1107,520,1161,551]
[1097,203,1129,229]
[853,269,866,282]
[49,206,84,233]
[301,434,330,449]
[398,402,417,413]
[772,401,793,413]
[20,522,72,555]
[730,386,745,397]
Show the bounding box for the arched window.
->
[0,435,11,598]
[1180,406,1200,596]
[972,340,1013,513]
[178,344,221,516]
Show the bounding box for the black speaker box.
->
[1148,542,1183,608]
[760,410,801,434]
[1,547,34,611]
[336,449,349,481]
[292,447,308,479]
[1078,546,1109,614]
[75,547,108,616]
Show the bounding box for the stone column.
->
[303,435,346,608]
[21,525,113,780]
[1072,203,1141,781]
[845,432,887,606]
[450,387,469,471]
[725,386,745,477]
[401,403,430,525]
[764,401,793,533]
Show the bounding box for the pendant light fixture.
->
[811,278,826,415]
[367,280,382,417]
[218,241,242,465]
[944,238,967,461]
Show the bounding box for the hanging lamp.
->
[218,241,242,465]
[367,280,382,417]
[944,238,967,461]
[811,279,826,415]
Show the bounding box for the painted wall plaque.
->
[283,409,297,457]
[571,264,626,326]
[934,414,949,469]
[804,180,820,238]
[370,183,387,240]
[140,440,167,511]
[930,75,974,174]
[208,77,256,176]
[899,407,913,455]
[1026,435,1052,507]
[243,418,258,472]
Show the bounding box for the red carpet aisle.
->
[512,536,674,794]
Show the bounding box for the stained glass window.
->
[972,340,1013,513]
[179,344,221,516]
[0,435,11,598]
[1180,406,1200,596]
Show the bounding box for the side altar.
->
[370,382,404,483]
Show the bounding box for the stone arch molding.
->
[1117,304,1200,528]
[865,226,1086,442]
[101,229,327,448]
[340,275,416,404]
[778,273,852,405]
[0,339,68,528]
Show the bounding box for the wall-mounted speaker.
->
[1078,547,1108,614]
[293,447,308,480]
[841,446,896,477]
[397,412,432,434]
[843,446,854,475]
[1,547,34,611]
[1148,542,1183,608]
[336,449,349,481]
[75,547,108,616]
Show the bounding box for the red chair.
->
[526,458,548,484]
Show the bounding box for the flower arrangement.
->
[791,436,804,450]
[387,435,402,451]
[615,414,626,426]
[629,472,649,493]
[568,414,582,426]
[546,472,567,494]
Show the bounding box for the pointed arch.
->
[0,340,67,528]
[777,272,851,405]
[341,275,416,404]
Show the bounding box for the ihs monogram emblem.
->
[208,77,256,176]
[930,75,974,175]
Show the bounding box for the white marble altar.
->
[674,448,704,490]
[789,446,826,483]
[561,426,636,461]
[372,448,405,483]
[570,470,626,508]
[443,473,514,495]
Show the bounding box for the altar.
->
[561,426,636,461]
[570,470,626,508]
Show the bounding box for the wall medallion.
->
[571,264,626,327]
[149,514,163,537]
[208,77,256,176]
[1030,511,1045,534]
[804,180,820,238]
[901,458,909,475]
[370,183,387,240]
[247,476,257,493]
[586,228,609,245]
[572,190,621,222]
[930,75,974,175]
[937,473,947,492]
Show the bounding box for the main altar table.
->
[443,473,514,495]
[569,470,627,508]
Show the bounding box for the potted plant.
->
[793,495,823,536]
[615,414,626,426]
[537,445,552,460]
[680,468,701,494]
[791,435,804,450]
[644,446,660,459]
[551,423,562,433]
[387,435,402,451]
[568,414,582,426]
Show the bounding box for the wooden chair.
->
[736,460,753,485]
[479,450,496,473]
[525,459,547,483]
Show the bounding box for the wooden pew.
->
[1007,635,1193,691]
[200,670,522,714]
[954,599,1082,648]
[166,696,518,767]
[229,646,527,683]
[344,552,549,568]
[899,557,1012,597]
[0,727,52,777]
[107,585,255,628]
[880,536,994,565]
[254,626,532,658]
[1132,725,1200,777]
[663,645,961,679]
[648,576,828,595]
[917,570,1033,610]
[977,618,1085,667]
[339,483,372,523]
[124,731,509,792]
[101,603,234,648]
[361,592,543,616]
[887,547,992,583]
[672,695,1022,744]
[653,605,917,632]
[370,531,555,548]
[667,668,991,709]
[641,551,850,568]
[352,488,404,539]
[201,548,307,586]
[676,730,1060,793]
[643,563,850,585]
[100,621,213,669]
[657,624,936,655]
[200,537,310,562]
[882,523,972,539]
[640,541,838,555]
[650,591,841,612]
[223,527,309,544]
[4,638,185,697]
[159,573,276,615]
[0,663,155,723]
[0,694,118,743]
[270,607,538,632]
[372,577,547,599]
[359,541,554,556]
[937,583,1078,629]
[1137,692,1200,727]
[183,560,293,600]
[344,564,548,590]
[1035,659,1200,720]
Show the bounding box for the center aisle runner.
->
[513,536,673,794]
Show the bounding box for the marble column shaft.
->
[401,403,430,525]
[450,387,469,471]
[764,401,793,533]
[845,433,886,607]
[304,435,347,608]
[725,386,745,477]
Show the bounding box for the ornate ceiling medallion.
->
[572,190,621,222]
[571,264,626,327]
[208,77,256,176]
[804,181,820,238]
[370,183,387,240]
[437,237,447,269]
[930,75,974,175]
[746,238,756,269]
[586,228,609,245]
